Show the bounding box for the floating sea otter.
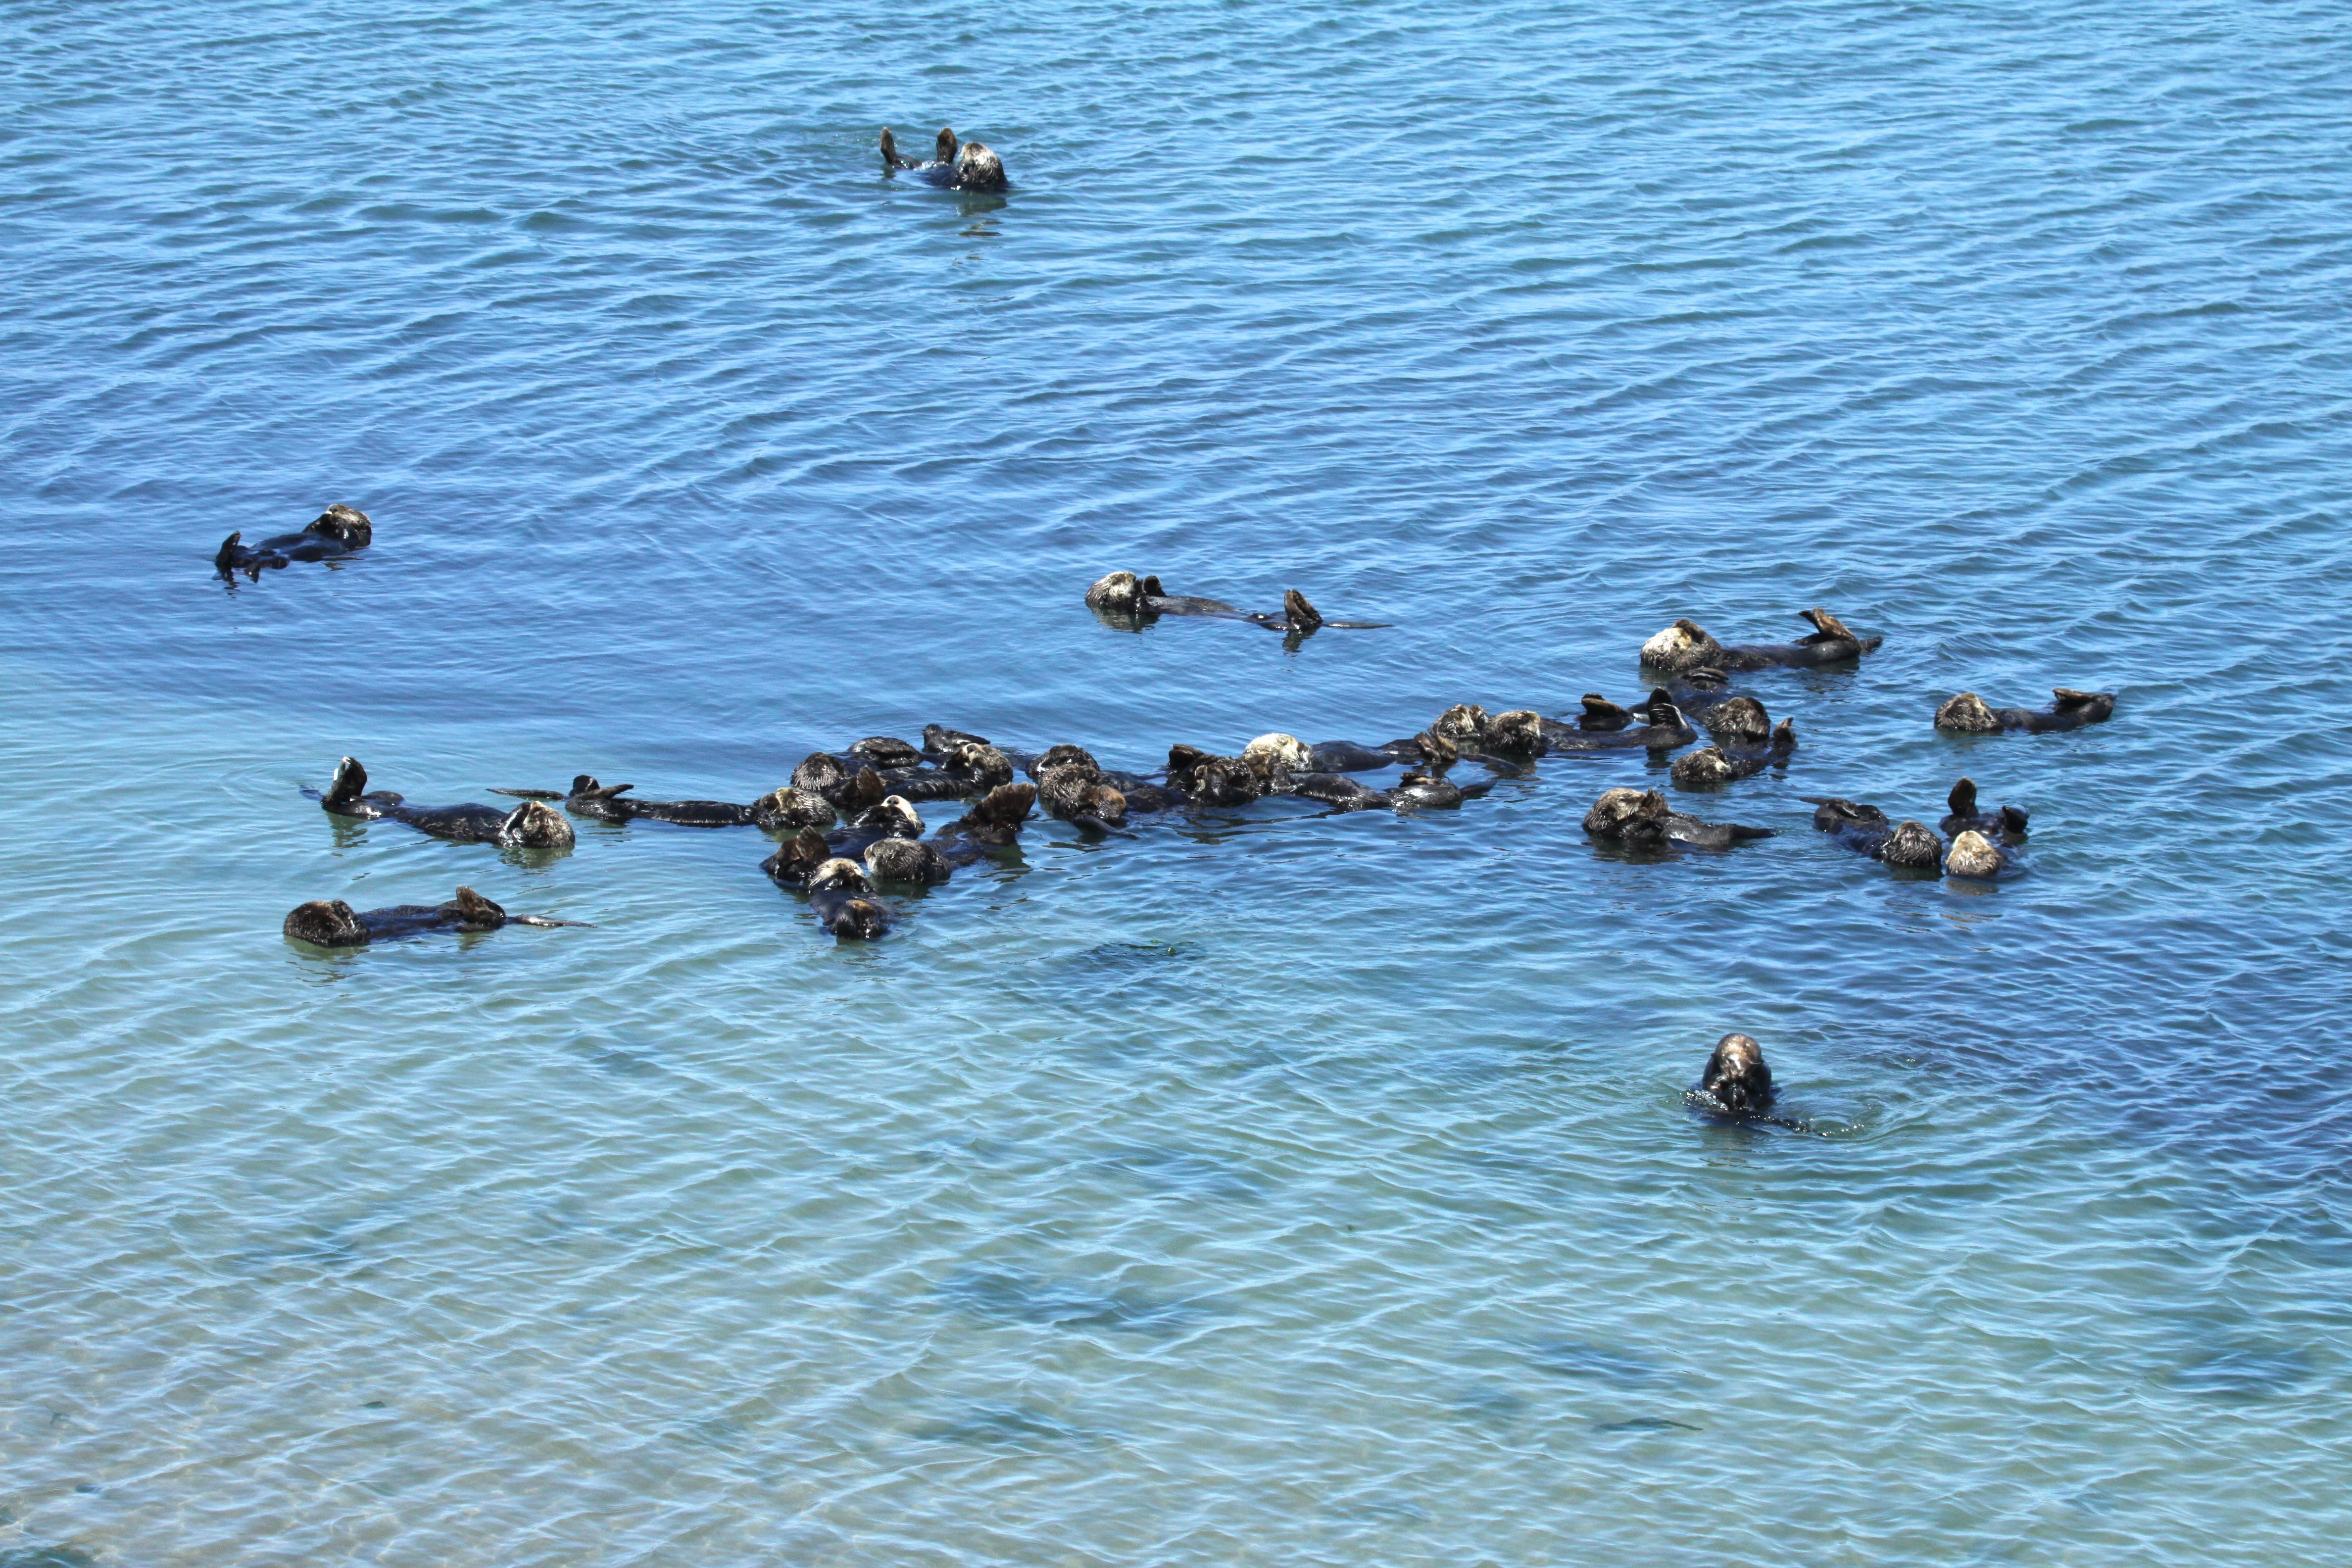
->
[490,775,773,828]
[1693,1033,1775,1116]
[1807,797,1942,870]
[879,125,1008,192]
[1668,719,1797,789]
[1581,787,1773,851]
[1639,609,1880,673]
[283,885,587,947]
[215,505,372,579]
[1082,573,1386,635]
[1943,829,2018,880]
[1537,692,1699,753]
[805,858,893,939]
[1934,688,2115,734]
[315,757,575,849]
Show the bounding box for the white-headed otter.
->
[283,885,585,947]
[805,859,893,939]
[879,125,1007,192]
[1640,609,1880,673]
[316,757,575,850]
[1935,688,2115,734]
[1581,787,1773,851]
[1944,829,2015,879]
[215,504,372,579]
[1694,1033,1774,1116]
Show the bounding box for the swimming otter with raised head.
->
[1581,787,1774,851]
[315,757,576,849]
[1934,688,2115,734]
[1668,720,1797,789]
[805,858,893,939]
[1808,797,1943,870]
[1938,778,2029,839]
[1640,609,1881,673]
[283,885,587,947]
[215,505,373,579]
[879,126,1008,192]
[1694,1033,1775,1116]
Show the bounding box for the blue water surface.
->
[4,0,2352,1562]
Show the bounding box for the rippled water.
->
[6,0,2352,1561]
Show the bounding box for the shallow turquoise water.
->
[5,0,2352,1562]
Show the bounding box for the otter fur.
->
[762,828,834,885]
[1668,720,1797,789]
[1809,798,1944,870]
[1695,1033,1775,1116]
[1581,787,1773,851]
[805,859,892,939]
[315,757,575,849]
[282,885,584,947]
[1944,829,2015,879]
[1640,608,1880,673]
[1166,744,1261,807]
[935,782,1038,856]
[1935,688,2116,734]
[215,504,373,579]
[751,786,837,832]
[865,836,952,885]
[1036,761,1128,830]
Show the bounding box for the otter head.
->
[1668,746,1733,789]
[1583,786,1669,842]
[808,857,873,894]
[1641,618,1723,671]
[1165,743,1209,785]
[856,795,924,839]
[791,751,849,791]
[1700,1032,1774,1114]
[1033,743,1100,779]
[323,755,369,810]
[865,836,945,884]
[1945,830,2005,879]
[501,800,576,849]
[1878,820,1943,869]
[935,125,959,164]
[448,885,507,930]
[764,827,832,884]
[1241,732,1313,781]
[827,896,891,940]
[306,504,373,547]
[752,786,835,831]
[849,735,923,771]
[1430,704,1490,744]
[1076,782,1128,828]
[1935,692,2003,733]
[1485,710,1547,758]
[944,741,1014,788]
[954,141,1007,192]
[1189,756,1260,807]
[1084,571,1144,614]
[284,898,368,947]
[1705,696,1771,744]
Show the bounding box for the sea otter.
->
[1694,1033,1774,1116]
[315,757,575,849]
[1537,693,1699,753]
[791,752,888,815]
[865,835,953,884]
[1640,609,1881,673]
[1944,829,2016,879]
[750,786,837,831]
[1165,744,1262,807]
[1083,573,1382,633]
[1303,731,1459,772]
[1934,688,2115,734]
[762,828,834,885]
[1939,778,2029,839]
[805,859,893,939]
[1581,787,1774,850]
[283,885,586,947]
[824,794,926,861]
[1808,798,1943,869]
[879,126,1007,192]
[214,505,373,579]
[1423,703,1549,762]
[493,775,761,828]
[1036,759,1128,831]
[1667,720,1797,789]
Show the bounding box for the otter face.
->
[1583,787,1669,840]
[308,504,373,547]
[1945,830,2005,879]
[284,898,368,947]
[954,141,1007,192]
[857,795,924,838]
[1705,696,1771,744]
[1430,704,1490,744]
[1879,820,1943,869]
[792,752,849,791]
[1242,733,1314,779]
[1485,710,1547,758]
[808,857,873,893]
[501,800,577,849]
[1935,692,2003,733]
[752,786,835,831]
[1700,1032,1774,1114]
[849,735,924,771]
[1641,619,1721,670]
[1084,571,1144,614]
[865,836,948,884]
[1668,746,1733,789]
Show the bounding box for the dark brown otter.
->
[1808,798,1944,870]
[1934,689,2115,734]
[1667,720,1797,789]
[805,859,893,939]
[214,505,372,579]
[934,782,1038,858]
[283,885,585,947]
[1580,787,1773,850]
[315,757,575,849]
[1695,1033,1774,1116]
[1640,608,1880,673]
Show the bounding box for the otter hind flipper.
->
[1283,589,1323,632]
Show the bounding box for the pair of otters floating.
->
[878,126,1007,193]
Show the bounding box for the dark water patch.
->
[1523,1338,1675,1389]
[934,1267,1215,1338]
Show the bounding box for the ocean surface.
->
[6,0,2352,1561]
